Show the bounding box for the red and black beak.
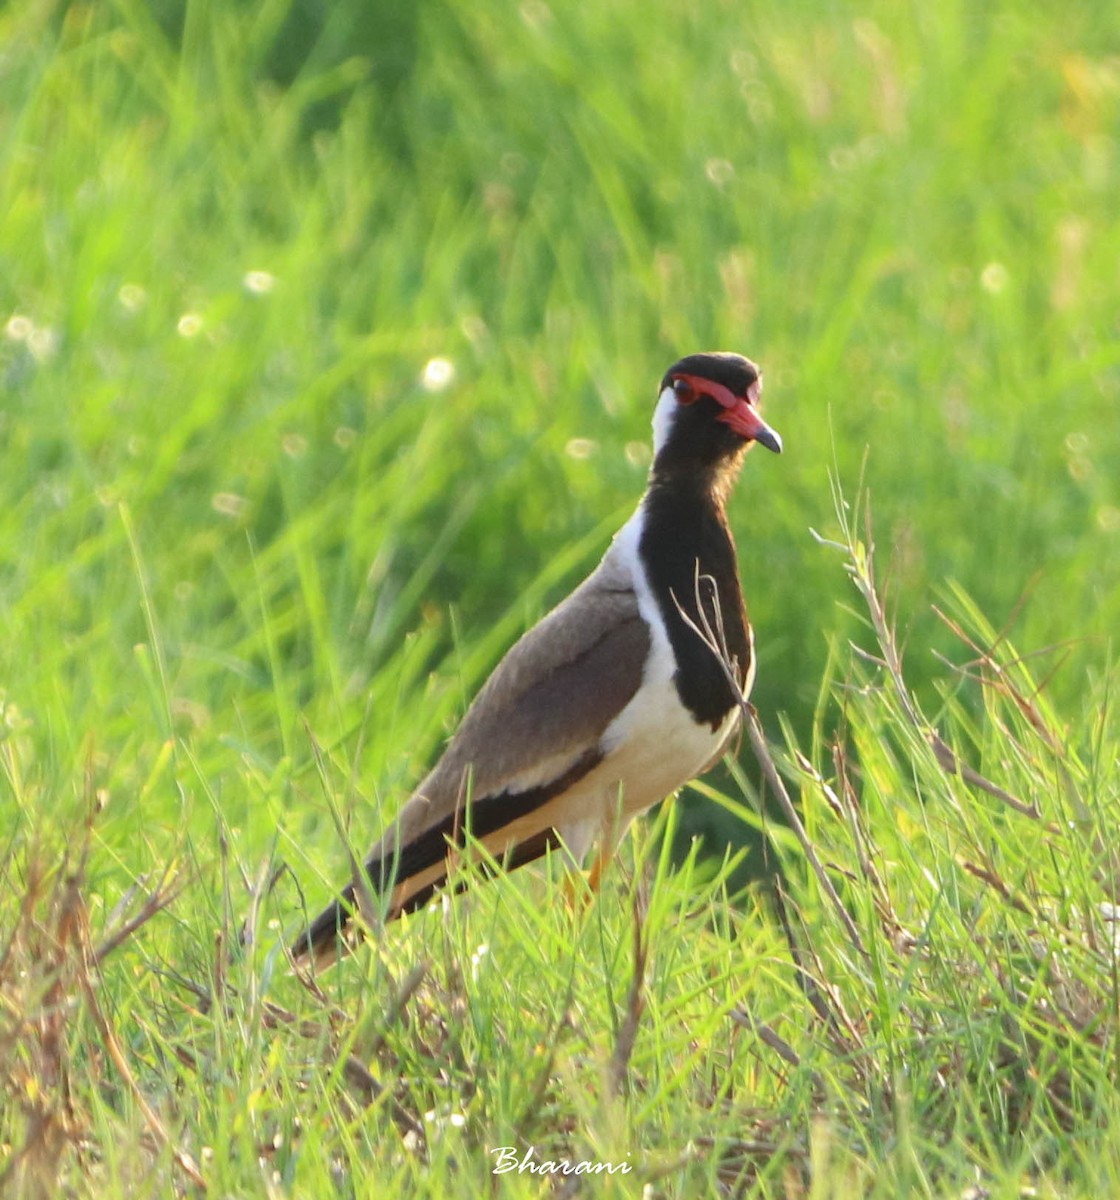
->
[716,398,782,452]
[674,373,782,453]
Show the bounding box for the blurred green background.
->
[2,0,1118,875]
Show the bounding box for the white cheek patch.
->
[651,385,678,457]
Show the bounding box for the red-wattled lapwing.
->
[291,351,781,967]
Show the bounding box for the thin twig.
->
[363,958,431,1060]
[729,1006,801,1069]
[771,876,867,1056]
[259,997,426,1142]
[607,873,648,1100]
[512,997,575,1144]
[770,877,842,1031]
[75,901,207,1191]
[94,868,185,965]
[743,708,869,957]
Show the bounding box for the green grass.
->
[2,0,1120,1194]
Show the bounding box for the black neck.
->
[638,472,750,729]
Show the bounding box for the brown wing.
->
[291,550,650,965]
[374,554,649,861]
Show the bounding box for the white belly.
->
[551,672,738,862]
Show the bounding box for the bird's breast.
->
[595,510,741,812]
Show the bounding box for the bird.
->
[291,351,781,968]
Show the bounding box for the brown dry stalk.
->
[0,863,84,1198]
[74,900,208,1191]
[729,1006,801,1069]
[94,864,185,965]
[2,783,194,1196]
[607,875,649,1100]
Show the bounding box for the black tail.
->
[289,881,358,964]
[289,851,398,966]
[290,827,565,966]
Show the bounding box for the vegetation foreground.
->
[3,1,1120,1196]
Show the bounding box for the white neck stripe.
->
[650,385,677,459]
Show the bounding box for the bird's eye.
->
[672,378,696,404]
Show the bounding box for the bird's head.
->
[651,352,782,472]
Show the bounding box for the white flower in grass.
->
[211,492,247,518]
[1097,506,1120,533]
[5,314,32,341]
[565,437,596,460]
[421,356,455,392]
[624,441,651,468]
[177,312,203,337]
[3,313,58,359]
[118,283,147,311]
[980,262,1009,294]
[243,270,275,295]
[1099,902,1120,956]
[3,697,31,731]
[27,326,58,361]
[423,1107,466,1133]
